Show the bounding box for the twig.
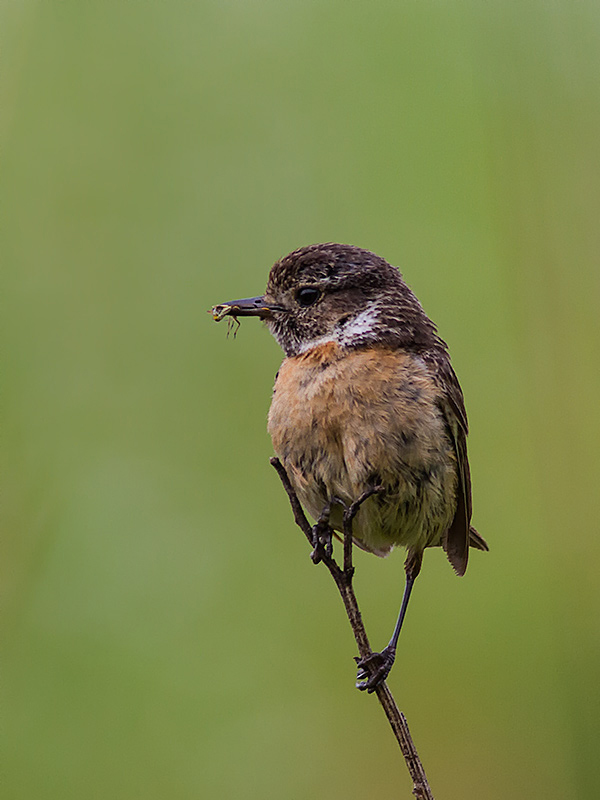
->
[270,457,434,800]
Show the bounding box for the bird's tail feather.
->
[469,526,489,551]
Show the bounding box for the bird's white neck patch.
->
[296,303,380,354]
[338,303,380,345]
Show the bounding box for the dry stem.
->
[270,457,434,800]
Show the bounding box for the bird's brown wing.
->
[424,352,473,576]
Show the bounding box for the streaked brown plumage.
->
[212,243,488,690]
[269,341,458,559]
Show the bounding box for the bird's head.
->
[212,243,439,357]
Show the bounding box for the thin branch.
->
[343,486,385,574]
[270,457,435,800]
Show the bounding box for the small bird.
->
[212,243,488,691]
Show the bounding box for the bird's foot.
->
[310,515,333,564]
[355,645,397,693]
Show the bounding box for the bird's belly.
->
[268,343,458,556]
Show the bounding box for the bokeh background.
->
[3,2,600,798]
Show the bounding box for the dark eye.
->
[296,287,321,307]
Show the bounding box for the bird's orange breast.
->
[268,342,457,555]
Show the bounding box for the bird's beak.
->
[211,296,286,322]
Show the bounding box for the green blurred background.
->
[3,1,599,798]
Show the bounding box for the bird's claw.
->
[355,645,397,693]
[310,520,333,564]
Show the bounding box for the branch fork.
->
[270,457,434,800]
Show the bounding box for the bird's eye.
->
[296,287,321,307]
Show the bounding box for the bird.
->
[212,243,488,691]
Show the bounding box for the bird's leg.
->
[310,499,334,564]
[312,485,384,567]
[355,550,423,693]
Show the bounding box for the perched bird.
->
[212,243,488,691]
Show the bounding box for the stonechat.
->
[212,243,488,691]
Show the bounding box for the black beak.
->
[211,296,286,322]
